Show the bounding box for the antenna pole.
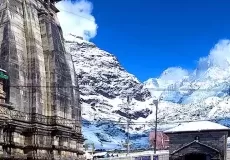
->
[153,100,158,154]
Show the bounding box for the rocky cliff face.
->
[65,37,230,150]
[65,37,152,123]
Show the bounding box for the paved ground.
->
[108,149,230,160]
[117,150,169,157]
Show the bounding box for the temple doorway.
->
[184,153,206,160]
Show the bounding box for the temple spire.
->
[0,0,84,159]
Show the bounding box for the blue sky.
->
[59,0,230,82]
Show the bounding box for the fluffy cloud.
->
[160,39,230,81]
[55,0,98,41]
[195,39,230,75]
[206,39,230,68]
[160,67,189,81]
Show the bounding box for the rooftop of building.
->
[164,121,230,134]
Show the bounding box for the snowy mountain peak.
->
[143,78,159,89]
[65,39,152,125]
[64,38,230,150]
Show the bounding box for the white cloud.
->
[55,0,98,41]
[196,39,230,74]
[159,39,230,81]
[160,67,189,81]
[207,39,230,68]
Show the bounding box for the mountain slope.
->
[65,37,230,150]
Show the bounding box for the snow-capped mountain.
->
[65,36,152,122]
[65,36,230,150]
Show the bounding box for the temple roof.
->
[164,121,229,133]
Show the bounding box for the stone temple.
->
[0,0,84,159]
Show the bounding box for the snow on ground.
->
[82,119,149,150]
[83,120,125,150]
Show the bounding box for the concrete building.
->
[0,0,84,159]
[164,121,230,160]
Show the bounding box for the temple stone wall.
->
[0,0,27,112]
[0,0,84,159]
[0,0,79,119]
[23,0,47,115]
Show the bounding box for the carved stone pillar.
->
[0,0,28,112]
[22,0,47,115]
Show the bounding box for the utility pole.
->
[126,118,130,156]
[92,143,95,154]
[153,99,159,154]
[126,96,131,156]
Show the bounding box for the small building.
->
[164,121,230,160]
[149,131,169,150]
